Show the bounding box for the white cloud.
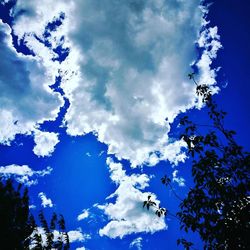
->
[196,26,222,93]
[85,152,91,157]
[36,167,53,177]
[0,20,63,145]
[68,229,91,243]
[130,237,143,250]
[62,0,204,167]
[9,0,221,167]
[2,0,11,4]
[98,158,166,239]
[98,151,105,157]
[172,170,185,187]
[33,130,59,157]
[0,164,52,186]
[76,247,86,250]
[38,192,53,208]
[0,164,33,176]
[77,209,89,221]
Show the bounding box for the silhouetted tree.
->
[144,74,250,249]
[35,211,70,250]
[0,178,34,249]
[176,77,250,249]
[0,178,70,249]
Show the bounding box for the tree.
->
[177,79,250,249]
[0,178,70,249]
[34,211,70,250]
[0,178,34,249]
[144,75,250,249]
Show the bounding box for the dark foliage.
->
[143,74,250,249]
[177,78,250,249]
[143,195,168,218]
[0,178,70,249]
[0,178,34,249]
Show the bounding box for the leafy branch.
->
[143,72,250,249]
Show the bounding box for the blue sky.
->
[0,0,249,249]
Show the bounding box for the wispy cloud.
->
[172,170,185,187]
[130,237,143,250]
[77,209,89,221]
[85,152,91,157]
[38,192,54,208]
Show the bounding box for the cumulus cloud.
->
[0,164,33,176]
[172,170,185,187]
[33,130,59,157]
[0,20,63,145]
[38,192,53,208]
[98,158,166,239]
[9,0,221,167]
[130,237,143,250]
[77,209,89,221]
[0,164,52,186]
[62,0,206,167]
[68,229,90,243]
